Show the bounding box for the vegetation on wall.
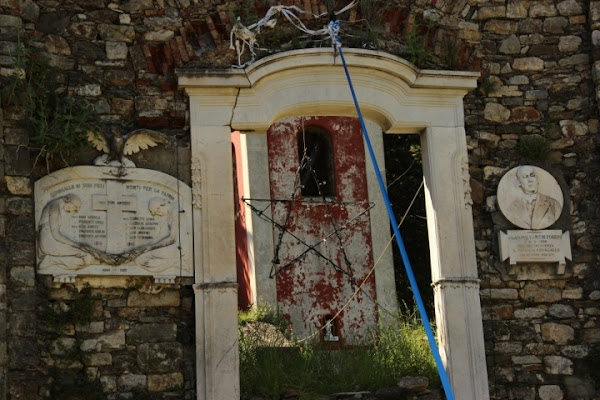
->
[516,134,551,161]
[0,44,101,170]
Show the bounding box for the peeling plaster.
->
[267,116,377,343]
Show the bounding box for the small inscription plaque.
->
[499,230,571,274]
[35,166,193,282]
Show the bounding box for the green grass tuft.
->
[239,307,438,399]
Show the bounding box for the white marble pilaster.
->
[421,126,489,400]
[190,116,239,399]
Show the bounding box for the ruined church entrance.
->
[178,48,489,400]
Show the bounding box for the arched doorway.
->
[178,48,489,400]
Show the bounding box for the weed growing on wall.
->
[517,134,550,161]
[0,44,102,170]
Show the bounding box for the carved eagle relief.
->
[87,128,171,167]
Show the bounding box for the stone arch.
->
[178,48,489,400]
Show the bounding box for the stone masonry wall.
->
[0,0,599,399]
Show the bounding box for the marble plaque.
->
[35,166,193,282]
[497,165,563,230]
[499,230,571,274]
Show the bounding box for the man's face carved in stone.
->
[516,166,538,195]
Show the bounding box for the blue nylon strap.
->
[330,22,456,400]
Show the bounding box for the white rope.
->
[229,1,357,68]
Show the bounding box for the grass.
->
[239,306,439,399]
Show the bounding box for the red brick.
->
[176,36,190,63]
[141,44,157,73]
[169,39,183,67]
[163,43,174,67]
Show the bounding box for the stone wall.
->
[0,0,599,399]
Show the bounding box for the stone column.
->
[189,90,240,400]
[241,132,278,307]
[421,126,489,400]
[363,119,398,324]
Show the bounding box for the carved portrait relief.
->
[497,165,563,230]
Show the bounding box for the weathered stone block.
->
[118,373,147,391]
[543,356,573,375]
[524,343,557,355]
[513,57,544,71]
[512,355,541,365]
[8,241,35,265]
[563,56,590,71]
[100,375,117,392]
[514,307,546,319]
[495,341,522,354]
[538,385,563,400]
[76,321,105,334]
[582,328,600,343]
[519,18,542,34]
[8,337,39,368]
[520,284,562,303]
[478,6,505,20]
[507,2,527,19]
[74,83,101,96]
[512,106,541,122]
[0,15,22,28]
[98,24,135,42]
[144,30,175,42]
[10,289,36,311]
[562,286,583,299]
[106,41,128,60]
[80,330,125,351]
[4,145,31,176]
[499,34,520,54]
[5,176,31,195]
[127,323,177,344]
[559,35,582,52]
[558,0,583,16]
[564,376,596,399]
[50,337,77,355]
[530,4,558,17]
[484,102,510,123]
[543,17,568,34]
[148,372,184,391]
[561,344,589,359]
[548,304,575,318]
[85,352,112,366]
[137,342,183,373]
[127,290,180,307]
[9,266,34,286]
[560,120,588,136]
[482,288,519,300]
[541,322,574,345]
[0,286,5,311]
[484,20,518,34]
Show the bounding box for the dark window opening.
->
[297,127,335,197]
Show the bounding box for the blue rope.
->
[329,21,456,400]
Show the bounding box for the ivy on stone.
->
[0,44,102,170]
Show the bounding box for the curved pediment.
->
[177,48,479,133]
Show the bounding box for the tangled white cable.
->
[229,1,357,68]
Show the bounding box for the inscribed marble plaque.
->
[35,166,193,282]
[499,230,571,274]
